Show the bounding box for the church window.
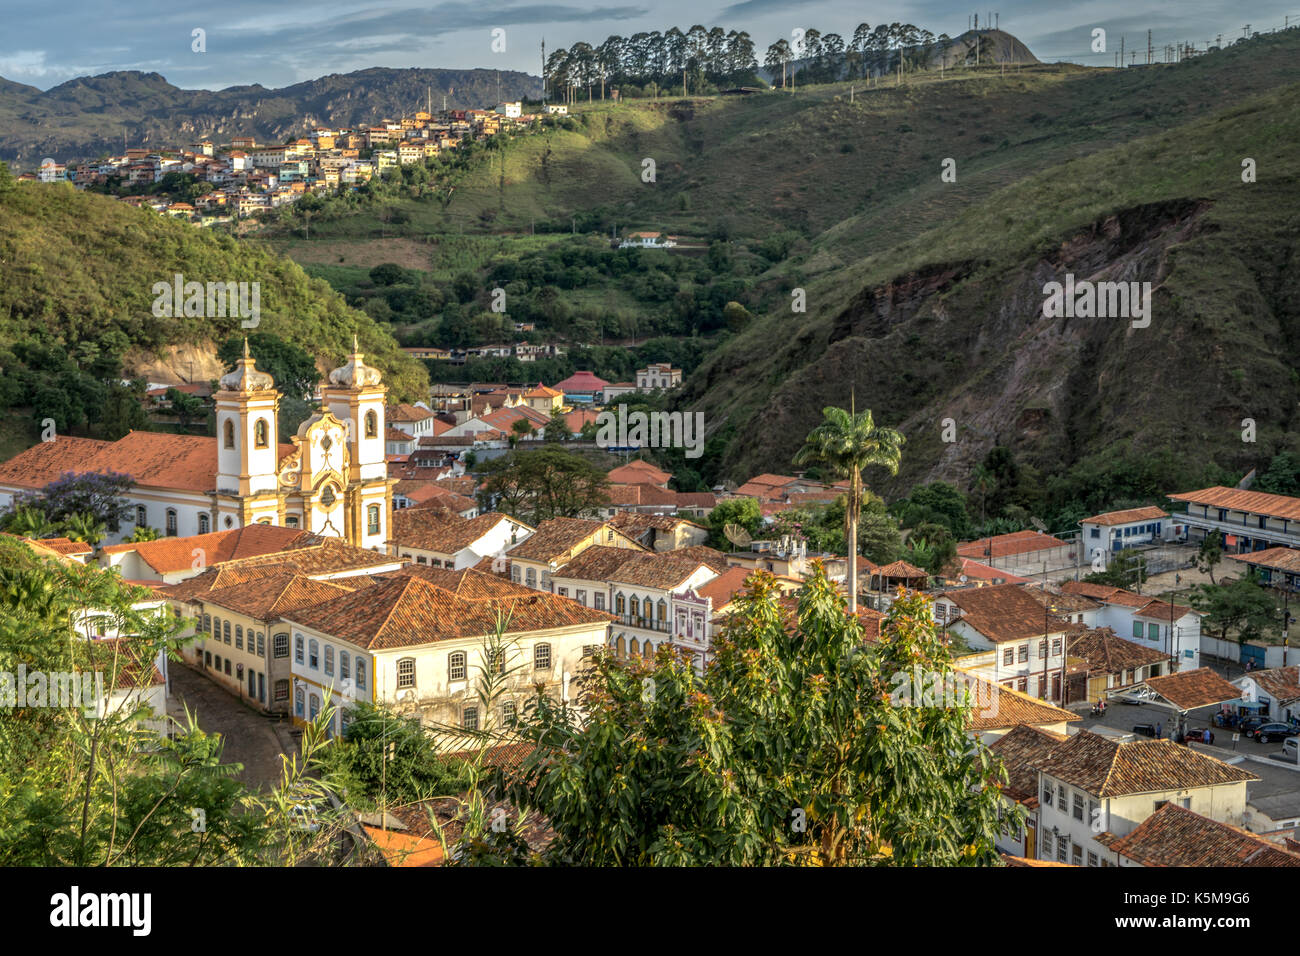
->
[254,418,269,448]
[166,509,177,536]
[198,513,210,534]
[223,419,235,449]
[365,410,378,439]
[367,505,380,535]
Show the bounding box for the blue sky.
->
[3,1,1297,90]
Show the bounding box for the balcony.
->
[1182,513,1300,550]
[618,615,671,634]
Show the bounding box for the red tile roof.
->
[1141,668,1243,711]
[1081,506,1169,526]
[1030,729,1256,797]
[956,530,1069,559]
[554,371,610,392]
[607,460,673,486]
[943,583,1071,643]
[1168,486,1300,522]
[1102,804,1300,867]
[103,524,310,573]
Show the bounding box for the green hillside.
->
[0,179,429,410]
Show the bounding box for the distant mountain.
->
[0,67,542,166]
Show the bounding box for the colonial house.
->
[939,583,1074,702]
[101,524,311,584]
[607,459,673,489]
[1101,804,1300,867]
[1227,547,1300,592]
[385,428,418,458]
[608,512,709,551]
[1060,582,1203,670]
[1030,730,1256,866]
[390,509,532,570]
[521,384,563,416]
[387,403,438,439]
[602,550,728,661]
[1067,627,1172,702]
[506,517,646,592]
[1168,486,1300,552]
[989,724,1069,859]
[0,339,395,550]
[635,363,682,390]
[281,572,612,737]
[1233,665,1300,724]
[1080,506,1180,565]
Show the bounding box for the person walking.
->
[1156,721,1162,739]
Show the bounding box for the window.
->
[275,679,289,702]
[1042,786,1053,807]
[1087,851,1098,867]
[295,686,305,716]
[582,645,600,658]
[269,633,286,659]
[223,418,235,449]
[223,621,231,644]
[1090,527,1099,538]
[657,599,667,622]
[166,509,178,536]
[136,505,147,526]
[595,593,605,611]
[1018,644,1028,663]
[308,640,319,669]
[365,410,378,439]
[534,643,552,670]
[1072,793,1084,821]
[198,513,210,534]
[367,504,380,535]
[356,659,366,691]
[448,651,467,681]
[1148,623,1159,640]
[557,587,568,598]
[254,418,269,448]
[286,516,299,528]
[214,654,222,670]
[294,634,304,663]
[1051,638,1062,655]
[397,658,415,688]
[202,614,211,634]
[606,530,613,542]
[340,652,349,681]
[462,706,479,731]
[1002,648,1014,666]
[487,647,505,675]
[576,589,586,605]
[511,565,521,583]
[630,596,640,618]
[525,568,536,588]
[1056,835,1068,863]
[324,645,334,677]
[1154,799,1168,811]
[1017,678,1027,693]
[1038,640,1047,660]
[1071,844,1083,866]
[1058,785,1066,808]
[235,625,243,650]
[1132,621,1144,639]
[224,659,232,675]
[502,700,517,725]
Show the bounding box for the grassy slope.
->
[0,183,428,400]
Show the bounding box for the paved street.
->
[168,663,295,792]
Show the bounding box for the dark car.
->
[1132,723,1157,738]
[1250,722,1294,743]
[1240,716,1267,734]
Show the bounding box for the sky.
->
[2,1,1297,91]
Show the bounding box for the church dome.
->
[219,339,276,392]
[328,336,383,388]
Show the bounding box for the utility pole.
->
[1147,29,1152,65]
[541,38,546,108]
[1120,35,1124,67]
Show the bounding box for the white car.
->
[1283,737,1299,760]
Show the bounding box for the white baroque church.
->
[0,338,395,550]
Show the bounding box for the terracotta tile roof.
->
[1142,668,1243,711]
[386,403,435,422]
[947,557,1034,585]
[943,583,1071,643]
[175,569,357,619]
[989,724,1069,805]
[1081,505,1169,526]
[506,517,609,562]
[28,536,94,556]
[95,638,166,690]
[1168,486,1300,522]
[1103,804,1300,867]
[1243,665,1300,705]
[607,460,672,486]
[1023,587,1102,614]
[607,552,721,590]
[281,575,613,650]
[383,564,534,599]
[875,559,928,579]
[391,510,512,554]
[385,427,414,441]
[956,530,1069,559]
[674,492,717,509]
[0,435,114,489]
[102,525,311,573]
[1068,627,1170,674]
[549,544,643,582]
[1134,598,1197,621]
[693,566,757,608]
[963,673,1080,733]
[522,384,562,399]
[608,512,704,534]
[1227,548,1300,573]
[409,493,480,516]
[1059,581,1149,607]
[735,473,799,500]
[554,371,610,392]
[1031,729,1256,797]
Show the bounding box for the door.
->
[258,672,265,704]
[248,670,256,698]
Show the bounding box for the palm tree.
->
[4,505,58,539]
[794,400,904,613]
[61,511,106,548]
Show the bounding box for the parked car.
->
[1283,737,1298,760]
[1250,722,1295,743]
[1239,716,1267,734]
[1132,723,1158,738]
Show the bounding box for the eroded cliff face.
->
[707,196,1297,491]
[124,342,225,385]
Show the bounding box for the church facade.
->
[0,339,395,551]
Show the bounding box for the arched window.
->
[448,651,467,682]
[212,616,221,640]
[235,625,243,650]
[308,639,319,669]
[294,686,305,716]
[615,593,626,615]
[223,621,231,644]
[367,504,380,536]
[397,658,415,688]
[657,599,667,623]
[136,505,147,526]
[339,652,349,681]
[256,632,265,657]
[294,634,304,663]
[223,418,235,449]
[274,679,289,702]
[198,513,210,534]
[643,641,654,660]
[165,509,177,536]
[615,635,626,657]
[628,638,640,656]
[364,410,378,439]
[309,694,320,720]
[355,659,366,691]
[324,645,334,677]
[254,418,269,448]
[629,596,640,619]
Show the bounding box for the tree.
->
[463,569,1011,865]
[477,446,610,524]
[794,403,904,612]
[1195,531,1223,584]
[369,262,407,286]
[509,418,534,449]
[1192,576,1278,643]
[893,481,971,539]
[705,497,762,549]
[1083,548,1147,589]
[165,387,207,430]
[126,525,160,543]
[218,333,321,401]
[61,512,107,547]
[11,471,134,533]
[0,160,15,194]
[543,410,572,443]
